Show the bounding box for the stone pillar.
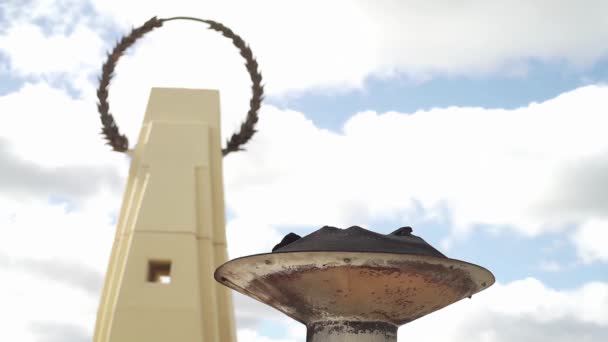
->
[93,88,236,342]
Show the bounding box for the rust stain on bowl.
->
[216,251,493,330]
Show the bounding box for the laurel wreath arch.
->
[96,16,264,157]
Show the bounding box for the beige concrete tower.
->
[94,88,236,342]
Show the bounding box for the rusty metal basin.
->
[215,251,494,327]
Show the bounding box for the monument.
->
[92,16,263,342]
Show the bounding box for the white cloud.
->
[0,0,86,29]
[0,196,116,276]
[4,1,608,98]
[223,85,608,253]
[87,0,378,95]
[26,2,608,250]
[86,0,608,95]
[572,219,608,264]
[0,22,104,81]
[10,75,594,262]
[0,82,127,203]
[233,293,286,329]
[0,263,99,342]
[360,0,608,76]
[227,218,285,259]
[397,278,608,342]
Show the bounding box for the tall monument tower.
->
[94,88,236,342]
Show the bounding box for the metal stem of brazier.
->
[307,321,397,342]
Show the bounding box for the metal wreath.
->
[96,16,264,157]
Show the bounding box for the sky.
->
[1,0,607,341]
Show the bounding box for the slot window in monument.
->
[148,260,172,284]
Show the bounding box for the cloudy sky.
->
[1,0,608,341]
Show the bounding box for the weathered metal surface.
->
[273,226,446,258]
[306,321,397,342]
[215,226,495,341]
[215,252,493,324]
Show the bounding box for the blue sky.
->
[1,1,608,342]
[270,59,608,131]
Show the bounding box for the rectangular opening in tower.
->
[147,260,172,284]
